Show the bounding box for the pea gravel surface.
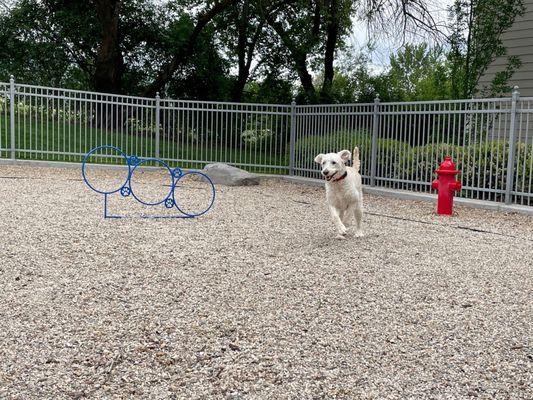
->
[0,164,532,400]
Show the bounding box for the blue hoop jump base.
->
[82,145,216,219]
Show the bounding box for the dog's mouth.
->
[324,171,337,181]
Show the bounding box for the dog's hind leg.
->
[353,202,364,237]
[329,205,347,238]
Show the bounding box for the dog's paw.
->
[354,230,364,238]
[336,234,347,240]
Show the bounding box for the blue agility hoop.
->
[173,171,216,217]
[82,145,130,195]
[81,146,216,219]
[129,158,174,206]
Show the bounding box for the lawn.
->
[0,114,289,174]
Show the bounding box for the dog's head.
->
[314,150,351,181]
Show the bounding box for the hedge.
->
[294,131,532,194]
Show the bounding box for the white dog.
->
[314,147,364,239]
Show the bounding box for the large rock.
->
[202,163,260,186]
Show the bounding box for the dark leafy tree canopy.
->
[0,0,525,103]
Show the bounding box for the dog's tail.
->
[352,146,360,172]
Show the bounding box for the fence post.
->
[289,99,296,176]
[505,86,520,205]
[9,75,15,160]
[155,92,161,159]
[370,94,380,186]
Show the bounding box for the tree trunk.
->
[232,9,265,102]
[321,0,339,99]
[92,0,123,94]
[232,1,249,102]
[294,53,316,99]
[464,0,475,98]
[265,13,316,100]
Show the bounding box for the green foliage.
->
[166,38,233,101]
[490,55,521,95]
[243,75,294,105]
[0,113,288,173]
[448,0,525,98]
[295,130,371,156]
[333,44,455,103]
[294,130,393,170]
[0,0,95,87]
[0,0,527,103]
[239,116,275,149]
[241,128,273,149]
[295,130,532,195]
[375,138,412,178]
[386,44,453,101]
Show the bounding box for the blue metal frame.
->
[82,145,216,219]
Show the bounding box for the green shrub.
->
[460,141,506,191]
[408,141,531,196]
[240,116,276,149]
[294,130,410,176]
[294,130,532,197]
[241,127,273,148]
[375,138,412,179]
[294,130,372,171]
[514,142,533,191]
[409,143,464,181]
[462,141,531,193]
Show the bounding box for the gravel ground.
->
[0,164,532,400]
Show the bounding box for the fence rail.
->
[1,77,532,206]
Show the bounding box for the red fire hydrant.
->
[431,156,462,215]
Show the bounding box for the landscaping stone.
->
[203,163,259,186]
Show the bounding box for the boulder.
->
[202,163,260,186]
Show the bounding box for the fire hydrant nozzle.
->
[432,156,461,215]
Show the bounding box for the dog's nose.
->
[322,169,329,176]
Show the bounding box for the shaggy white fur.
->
[314,147,364,239]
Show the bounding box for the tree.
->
[244,74,294,104]
[448,0,525,98]
[387,44,451,101]
[215,0,268,102]
[0,0,462,103]
[262,0,442,103]
[260,0,323,102]
[165,25,233,101]
[331,44,452,103]
[0,0,98,87]
[142,0,239,97]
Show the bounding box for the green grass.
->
[0,114,289,174]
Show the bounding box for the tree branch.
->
[143,0,239,97]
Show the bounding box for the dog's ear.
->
[339,150,351,162]
[314,154,324,164]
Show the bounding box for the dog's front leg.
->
[341,205,353,227]
[329,205,347,238]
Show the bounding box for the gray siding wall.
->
[478,0,533,98]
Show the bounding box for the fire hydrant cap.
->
[435,156,460,175]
